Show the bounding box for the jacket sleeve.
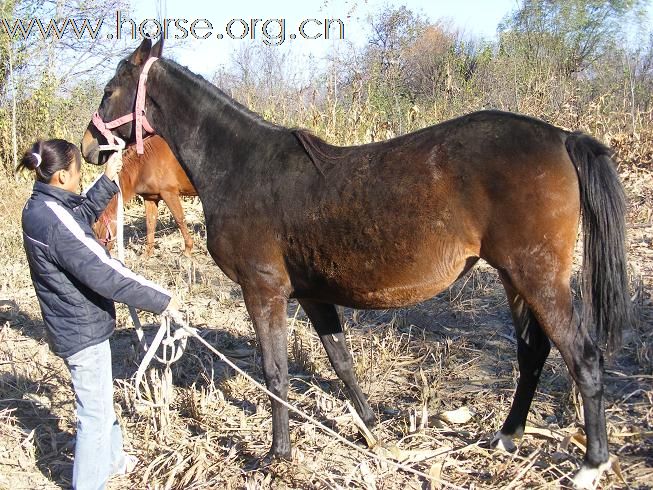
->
[46,202,171,314]
[74,174,119,226]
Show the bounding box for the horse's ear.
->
[128,38,152,65]
[151,36,164,58]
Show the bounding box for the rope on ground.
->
[173,318,464,490]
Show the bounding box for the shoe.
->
[124,454,138,474]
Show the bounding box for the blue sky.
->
[128,0,522,76]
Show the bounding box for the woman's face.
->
[53,158,81,193]
[63,159,81,193]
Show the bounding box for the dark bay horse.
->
[81,39,630,489]
[93,135,197,257]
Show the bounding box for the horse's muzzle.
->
[81,127,105,165]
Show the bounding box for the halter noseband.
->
[92,56,158,155]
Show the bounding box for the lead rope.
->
[97,139,194,408]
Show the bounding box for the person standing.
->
[18,138,181,489]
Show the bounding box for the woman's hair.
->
[16,139,81,183]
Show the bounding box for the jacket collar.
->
[32,180,85,208]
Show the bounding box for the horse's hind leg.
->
[298,299,375,427]
[143,199,159,257]
[551,310,609,488]
[491,272,550,453]
[504,272,609,489]
[161,191,194,257]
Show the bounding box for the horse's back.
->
[279,111,580,306]
[287,110,574,237]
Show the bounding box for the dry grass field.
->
[0,139,651,489]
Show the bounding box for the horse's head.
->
[81,37,163,165]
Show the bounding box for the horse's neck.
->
[97,193,118,228]
[116,154,139,202]
[146,60,286,199]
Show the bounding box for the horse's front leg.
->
[242,284,291,459]
[160,191,194,256]
[299,299,375,427]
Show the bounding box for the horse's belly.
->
[341,277,457,309]
[294,245,474,309]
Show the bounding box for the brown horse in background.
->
[93,135,197,257]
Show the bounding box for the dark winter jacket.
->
[22,175,171,359]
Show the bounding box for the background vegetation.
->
[0,0,651,172]
[0,1,651,488]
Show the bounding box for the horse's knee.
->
[261,357,288,395]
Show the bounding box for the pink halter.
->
[92,56,158,154]
[98,214,115,247]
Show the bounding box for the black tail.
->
[565,132,631,353]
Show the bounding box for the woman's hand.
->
[104,152,123,181]
[164,295,184,323]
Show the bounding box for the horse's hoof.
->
[270,449,292,461]
[571,461,611,490]
[490,431,517,453]
[243,449,291,471]
[361,412,376,429]
[242,453,272,472]
[268,441,292,462]
[258,452,275,468]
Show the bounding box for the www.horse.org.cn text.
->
[0,11,346,46]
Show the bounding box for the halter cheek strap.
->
[99,214,115,247]
[92,56,158,155]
